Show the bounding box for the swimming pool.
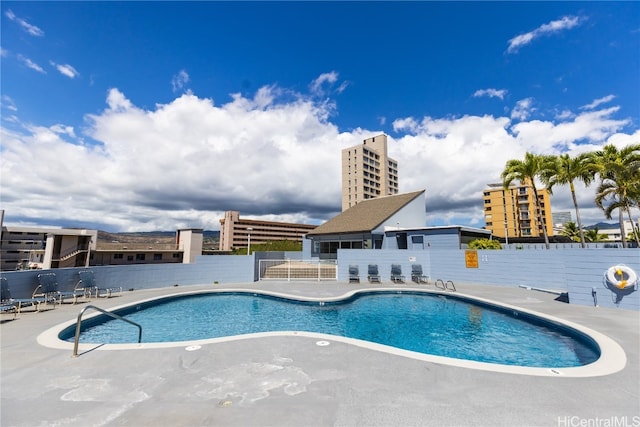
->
[60,290,600,368]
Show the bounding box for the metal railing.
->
[434,279,456,292]
[72,304,142,357]
[259,259,337,281]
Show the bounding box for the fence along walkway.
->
[259,259,337,281]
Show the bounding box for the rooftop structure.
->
[306,190,428,258]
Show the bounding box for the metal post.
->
[85,239,92,268]
[246,227,252,255]
[504,221,509,246]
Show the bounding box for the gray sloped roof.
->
[307,190,425,236]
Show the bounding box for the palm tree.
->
[592,144,640,248]
[560,221,581,242]
[540,153,595,248]
[584,227,607,243]
[501,152,555,249]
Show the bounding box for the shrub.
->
[468,238,503,250]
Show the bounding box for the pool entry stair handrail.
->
[435,279,456,292]
[72,305,142,357]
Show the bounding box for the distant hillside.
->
[585,222,619,230]
[97,230,219,250]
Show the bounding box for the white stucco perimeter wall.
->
[337,248,639,310]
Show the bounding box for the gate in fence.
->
[258,259,337,281]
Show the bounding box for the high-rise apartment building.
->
[483,182,553,239]
[341,134,399,211]
[552,211,572,228]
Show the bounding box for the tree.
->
[584,227,607,243]
[560,221,581,243]
[592,144,640,248]
[540,153,595,248]
[468,238,503,250]
[501,152,555,249]
[230,239,302,255]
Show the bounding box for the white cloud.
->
[555,110,574,120]
[0,84,636,232]
[511,106,630,152]
[580,95,615,110]
[389,105,635,227]
[49,124,76,138]
[507,16,582,53]
[309,71,348,96]
[18,55,45,74]
[5,9,44,37]
[473,88,507,100]
[1,95,18,112]
[172,69,190,93]
[510,98,535,121]
[106,88,133,111]
[50,62,80,78]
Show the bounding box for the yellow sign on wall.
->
[465,250,479,268]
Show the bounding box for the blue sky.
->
[1,2,639,232]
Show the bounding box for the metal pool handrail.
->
[72,304,142,357]
[435,279,457,292]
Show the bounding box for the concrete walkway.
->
[1,282,639,427]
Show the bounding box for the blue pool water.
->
[63,291,599,368]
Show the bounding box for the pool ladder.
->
[72,305,142,357]
[434,279,456,292]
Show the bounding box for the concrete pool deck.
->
[1,281,639,426]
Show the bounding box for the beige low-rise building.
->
[0,215,202,271]
[219,211,317,251]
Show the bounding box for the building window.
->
[136,254,146,261]
[153,253,162,261]
[396,233,408,250]
[113,253,123,259]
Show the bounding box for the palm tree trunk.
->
[569,181,586,248]
[624,205,640,248]
[532,185,550,249]
[619,209,627,248]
